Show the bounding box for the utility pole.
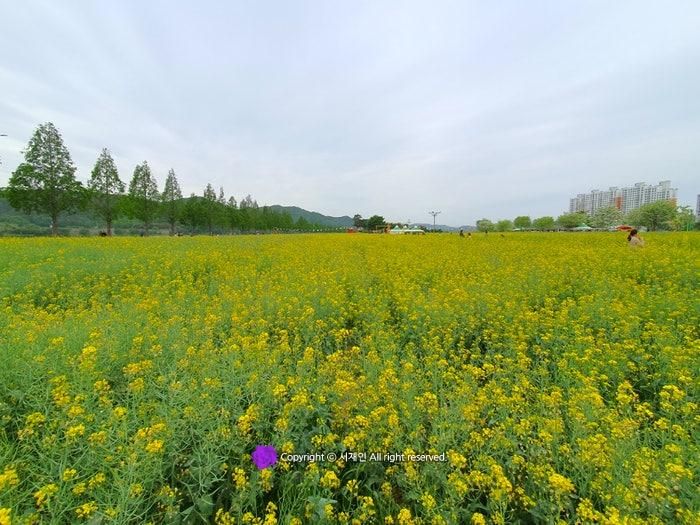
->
[429,211,441,231]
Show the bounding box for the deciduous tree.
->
[88,148,124,236]
[626,201,676,231]
[240,194,258,209]
[161,169,182,235]
[7,122,84,236]
[532,216,555,230]
[295,216,310,230]
[127,161,159,235]
[225,196,239,232]
[352,214,368,228]
[496,219,513,232]
[181,193,204,233]
[202,183,218,234]
[590,206,622,229]
[557,212,588,229]
[513,216,531,229]
[366,215,385,231]
[669,205,695,231]
[476,219,494,232]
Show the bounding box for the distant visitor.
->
[627,229,644,247]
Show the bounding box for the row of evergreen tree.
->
[4,122,324,236]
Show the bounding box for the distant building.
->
[696,194,700,221]
[569,181,677,216]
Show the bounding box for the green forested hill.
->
[268,205,353,228]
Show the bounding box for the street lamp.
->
[429,211,441,231]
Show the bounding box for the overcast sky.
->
[1,1,698,225]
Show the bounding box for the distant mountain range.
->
[268,205,354,228]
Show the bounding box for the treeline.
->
[351,214,386,230]
[475,202,697,232]
[2,122,328,236]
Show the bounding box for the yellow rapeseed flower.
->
[470,513,486,525]
[62,468,78,482]
[260,468,273,492]
[320,470,340,490]
[34,483,59,508]
[145,439,164,454]
[0,467,19,490]
[65,424,85,440]
[232,468,247,489]
[75,501,98,519]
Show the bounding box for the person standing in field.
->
[627,229,645,247]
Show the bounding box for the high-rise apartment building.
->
[569,181,677,216]
[696,194,700,221]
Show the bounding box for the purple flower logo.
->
[251,445,278,469]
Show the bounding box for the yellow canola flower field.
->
[0,233,698,524]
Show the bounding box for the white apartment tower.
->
[569,181,677,216]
